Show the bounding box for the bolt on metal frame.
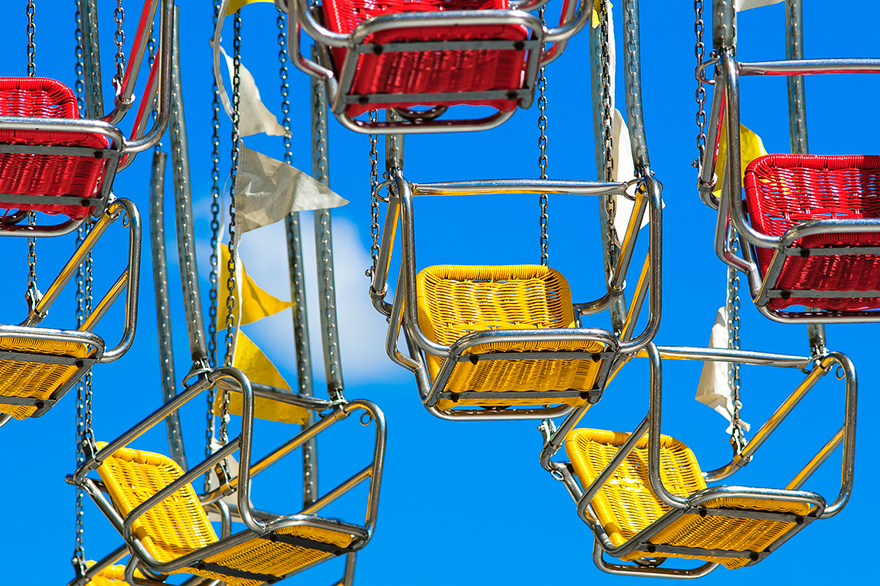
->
[697,0,880,323]
[282,0,589,133]
[0,0,174,238]
[539,342,857,577]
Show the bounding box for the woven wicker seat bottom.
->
[565,429,813,569]
[0,336,96,420]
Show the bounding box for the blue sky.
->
[1,1,878,585]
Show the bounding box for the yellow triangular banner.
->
[713,120,768,199]
[226,0,274,16]
[219,244,293,328]
[214,329,309,425]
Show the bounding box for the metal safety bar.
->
[543,342,855,576]
[371,173,659,420]
[72,366,386,581]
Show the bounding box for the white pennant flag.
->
[696,307,750,434]
[234,144,349,233]
[611,108,642,242]
[735,0,783,10]
[220,47,287,137]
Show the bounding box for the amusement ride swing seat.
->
[73,367,386,586]
[696,0,880,322]
[0,197,140,425]
[283,0,588,133]
[0,0,172,237]
[539,343,857,578]
[369,174,661,420]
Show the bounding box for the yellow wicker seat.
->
[84,564,132,586]
[95,443,361,586]
[416,265,606,410]
[0,333,101,420]
[95,443,360,586]
[565,428,816,570]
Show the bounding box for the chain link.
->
[25,1,37,299]
[537,7,549,266]
[278,12,292,164]
[727,226,746,456]
[693,0,707,169]
[368,112,380,274]
[114,0,126,89]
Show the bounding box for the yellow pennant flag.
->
[214,330,309,425]
[713,120,768,199]
[226,0,274,16]
[219,244,293,327]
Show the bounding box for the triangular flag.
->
[219,47,286,137]
[234,145,349,233]
[713,120,768,199]
[735,0,783,11]
[696,307,750,434]
[226,0,275,15]
[591,0,613,28]
[218,243,293,328]
[611,109,644,241]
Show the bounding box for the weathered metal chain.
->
[727,227,746,456]
[72,1,87,573]
[599,1,617,261]
[26,1,37,299]
[277,12,292,164]
[537,7,549,266]
[221,11,243,448]
[693,0,707,169]
[204,0,222,489]
[114,0,126,88]
[368,112,380,274]
[26,0,36,77]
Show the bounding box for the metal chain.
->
[26,0,36,77]
[693,0,707,169]
[221,11,243,450]
[26,0,37,300]
[72,1,88,573]
[278,12,292,164]
[598,1,617,261]
[537,7,549,266]
[727,226,746,456]
[204,0,222,491]
[114,0,126,89]
[368,112,380,274]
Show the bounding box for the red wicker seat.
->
[743,154,880,311]
[0,77,110,222]
[320,0,530,117]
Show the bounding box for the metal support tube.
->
[170,15,209,372]
[311,49,345,401]
[150,149,187,470]
[285,212,318,507]
[79,0,105,119]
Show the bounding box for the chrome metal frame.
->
[369,175,661,420]
[0,198,141,424]
[72,367,386,586]
[285,0,588,133]
[540,343,857,577]
[0,0,173,237]
[697,0,880,323]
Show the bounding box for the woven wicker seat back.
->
[321,0,529,116]
[0,77,109,220]
[744,154,880,310]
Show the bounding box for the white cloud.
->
[235,214,409,389]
